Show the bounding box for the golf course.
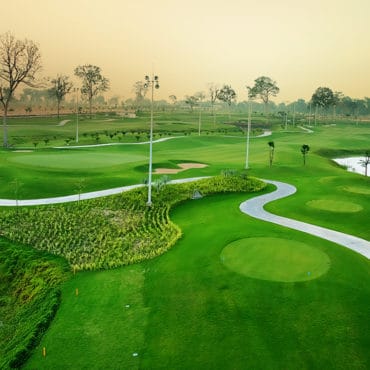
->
[0,112,369,369]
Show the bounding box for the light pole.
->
[245,99,252,169]
[144,74,159,206]
[75,88,79,143]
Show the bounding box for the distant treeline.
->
[4,87,370,118]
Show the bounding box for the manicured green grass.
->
[25,192,370,369]
[220,237,331,282]
[8,150,148,169]
[306,199,363,213]
[1,118,369,369]
[24,265,148,370]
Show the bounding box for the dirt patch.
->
[154,162,208,174]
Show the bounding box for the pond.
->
[333,157,369,177]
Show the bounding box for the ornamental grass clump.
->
[0,174,265,271]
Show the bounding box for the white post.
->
[245,100,251,169]
[75,88,79,143]
[147,80,154,206]
[198,107,201,136]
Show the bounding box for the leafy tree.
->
[74,64,109,119]
[184,95,198,112]
[131,81,150,113]
[49,75,73,119]
[311,87,335,124]
[332,91,344,121]
[217,84,236,119]
[268,141,275,167]
[311,87,335,109]
[0,32,42,147]
[301,144,310,166]
[108,96,119,109]
[247,76,279,124]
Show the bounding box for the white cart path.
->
[240,179,370,259]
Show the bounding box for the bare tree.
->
[185,95,199,113]
[74,64,109,119]
[195,91,206,135]
[169,94,177,111]
[208,83,220,126]
[49,75,73,119]
[0,32,42,147]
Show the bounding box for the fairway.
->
[1,119,369,369]
[8,150,148,169]
[221,237,331,282]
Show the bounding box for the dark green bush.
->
[0,240,69,369]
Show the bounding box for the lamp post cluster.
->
[144,74,160,206]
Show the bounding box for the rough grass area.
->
[0,239,70,369]
[0,175,265,271]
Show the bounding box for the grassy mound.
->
[221,237,331,282]
[0,174,265,271]
[0,239,69,369]
[342,185,370,195]
[306,199,363,213]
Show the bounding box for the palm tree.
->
[301,144,310,166]
[268,141,275,167]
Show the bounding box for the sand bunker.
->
[57,120,71,126]
[154,163,208,174]
[12,150,33,153]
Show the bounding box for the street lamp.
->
[74,87,79,143]
[245,99,252,169]
[144,74,160,206]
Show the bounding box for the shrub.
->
[0,240,69,369]
[0,175,265,273]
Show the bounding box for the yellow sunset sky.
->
[2,0,370,102]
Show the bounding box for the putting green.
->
[341,185,370,195]
[306,199,363,213]
[220,237,330,282]
[8,152,147,169]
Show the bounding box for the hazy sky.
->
[2,0,370,102]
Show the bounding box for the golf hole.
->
[221,237,330,282]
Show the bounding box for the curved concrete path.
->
[240,179,370,259]
[0,177,208,206]
[1,176,369,259]
[53,136,184,149]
